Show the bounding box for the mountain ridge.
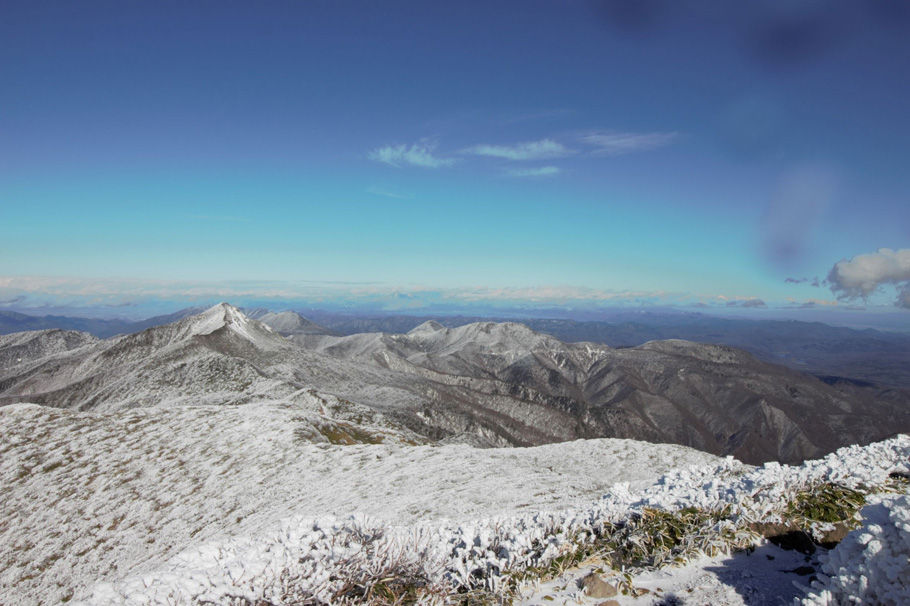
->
[5,307,909,388]
[2,303,907,464]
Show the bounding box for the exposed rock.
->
[579,572,618,598]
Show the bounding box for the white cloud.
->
[368,142,453,168]
[579,131,678,156]
[464,139,572,161]
[827,248,910,302]
[506,166,560,178]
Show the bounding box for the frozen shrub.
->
[801,495,910,606]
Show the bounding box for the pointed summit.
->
[170,303,287,351]
[407,320,445,335]
[189,303,251,337]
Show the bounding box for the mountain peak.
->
[190,303,250,336]
[408,320,445,335]
[177,303,291,350]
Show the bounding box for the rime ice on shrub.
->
[801,495,910,606]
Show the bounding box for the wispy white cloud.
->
[579,131,678,156]
[506,166,560,178]
[464,138,572,161]
[368,141,454,168]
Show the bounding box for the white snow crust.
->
[71,434,910,605]
[0,402,718,605]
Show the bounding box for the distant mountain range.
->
[2,304,907,464]
[4,307,909,389]
[305,312,910,390]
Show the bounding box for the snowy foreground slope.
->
[3,397,907,605]
[78,435,908,606]
[68,434,909,606]
[0,402,719,605]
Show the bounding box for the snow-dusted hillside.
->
[0,328,98,372]
[69,434,909,606]
[3,303,908,463]
[295,316,910,463]
[0,402,721,605]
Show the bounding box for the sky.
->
[1,1,909,322]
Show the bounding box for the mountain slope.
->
[300,312,910,389]
[295,322,910,464]
[2,304,907,463]
[0,304,427,446]
[0,307,204,338]
[0,329,98,372]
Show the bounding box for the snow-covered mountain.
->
[0,304,426,446]
[2,303,909,604]
[295,319,910,463]
[1,303,907,463]
[254,310,334,336]
[0,329,98,372]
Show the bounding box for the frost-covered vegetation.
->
[77,436,910,605]
[802,491,910,606]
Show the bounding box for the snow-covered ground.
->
[0,402,720,605]
[74,433,910,606]
[2,399,908,605]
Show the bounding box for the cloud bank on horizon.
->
[0,274,859,321]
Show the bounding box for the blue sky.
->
[1,1,909,320]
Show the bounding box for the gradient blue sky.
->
[2,1,909,318]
